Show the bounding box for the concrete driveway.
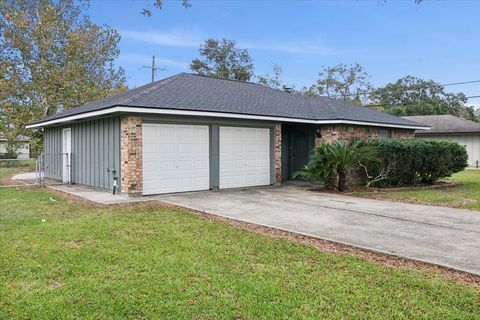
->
[154,184,480,275]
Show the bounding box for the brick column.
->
[120,115,143,196]
[274,124,282,184]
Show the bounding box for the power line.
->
[341,79,480,98]
[440,80,480,87]
[364,95,480,108]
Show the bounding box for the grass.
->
[352,169,480,211]
[0,159,35,185]
[0,187,479,319]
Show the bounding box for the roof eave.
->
[26,106,430,130]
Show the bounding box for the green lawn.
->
[352,169,480,211]
[0,159,35,185]
[0,187,479,319]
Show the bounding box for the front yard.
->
[352,169,480,211]
[0,187,479,319]
[0,159,35,185]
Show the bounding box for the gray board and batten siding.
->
[43,116,121,191]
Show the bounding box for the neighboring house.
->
[27,73,427,196]
[0,135,30,159]
[403,115,480,167]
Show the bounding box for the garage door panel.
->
[160,143,176,153]
[160,126,176,137]
[194,160,208,169]
[143,124,157,137]
[244,129,257,139]
[219,126,271,189]
[142,124,209,195]
[194,144,208,153]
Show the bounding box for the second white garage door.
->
[142,124,210,195]
[219,126,271,189]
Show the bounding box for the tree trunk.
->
[325,170,338,189]
[337,168,347,192]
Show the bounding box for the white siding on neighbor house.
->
[0,142,29,159]
[420,134,480,167]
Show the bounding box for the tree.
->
[141,0,190,16]
[0,0,126,156]
[257,63,284,89]
[294,140,378,192]
[307,63,373,105]
[190,39,254,81]
[371,76,476,121]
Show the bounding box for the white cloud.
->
[121,29,337,55]
[121,30,202,48]
[245,41,338,55]
[119,53,188,69]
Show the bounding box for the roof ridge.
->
[185,72,263,86]
[121,74,180,106]
[184,72,307,97]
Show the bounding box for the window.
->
[379,129,391,139]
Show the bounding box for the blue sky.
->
[87,0,480,107]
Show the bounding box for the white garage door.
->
[142,124,209,195]
[219,126,270,189]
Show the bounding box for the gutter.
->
[26,106,430,131]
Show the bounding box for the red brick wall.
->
[315,125,415,145]
[391,128,415,139]
[120,115,143,196]
[274,124,282,184]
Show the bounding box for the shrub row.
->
[363,139,468,187]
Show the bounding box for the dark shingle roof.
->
[31,73,425,128]
[403,115,480,134]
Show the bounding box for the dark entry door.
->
[291,130,310,174]
[281,124,315,180]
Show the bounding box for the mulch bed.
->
[366,181,460,192]
[309,181,460,195]
[39,187,480,287]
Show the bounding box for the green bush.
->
[364,139,468,187]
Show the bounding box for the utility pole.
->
[151,55,155,83]
[140,55,166,83]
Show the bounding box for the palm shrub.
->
[294,140,378,191]
[293,142,335,183]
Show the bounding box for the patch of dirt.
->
[47,280,63,289]
[461,198,478,205]
[1,175,27,186]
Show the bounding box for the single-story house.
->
[0,135,30,159]
[403,115,480,167]
[27,73,428,196]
